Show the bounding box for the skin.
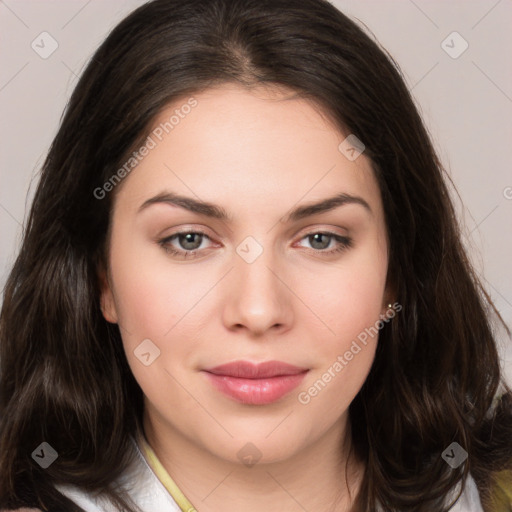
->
[99,83,392,512]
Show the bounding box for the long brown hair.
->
[1,0,511,510]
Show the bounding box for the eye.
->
[157,229,353,260]
[158,230,214,259]
[296,232,353,255]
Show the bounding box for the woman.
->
[1,0,511,511]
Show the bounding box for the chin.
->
[199,426,310,466]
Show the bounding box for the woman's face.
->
[100,83,390,464]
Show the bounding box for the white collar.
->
[56,436,181,512]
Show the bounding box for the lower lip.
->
[203,371,308,405]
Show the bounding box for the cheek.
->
[297,344,376,425]
[295,240,387,408]
[108,237,200,340]
[302,243,388,342]
[297,283,382,419]
[107,234,217,391]
[107,248,201,403]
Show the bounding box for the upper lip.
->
[203,360,308,379]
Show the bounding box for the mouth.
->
[202,360,309,405]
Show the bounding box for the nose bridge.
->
[235,234,282,298]
[224,233,291,333]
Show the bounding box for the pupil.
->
[310,233,329,250]
[181,233,201,250]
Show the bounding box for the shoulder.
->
[55,436,181,512]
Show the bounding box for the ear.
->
[97,264,119,324]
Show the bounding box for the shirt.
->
[55,435,485,512]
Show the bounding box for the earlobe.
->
[382,271,397,311]
[97,266,118,324]
[381,286,397,317]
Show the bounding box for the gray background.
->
[1,0,511,384]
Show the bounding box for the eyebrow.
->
[138,191,372,222]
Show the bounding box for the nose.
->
[221,243,294,338]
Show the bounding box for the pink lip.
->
[202,361,308,405]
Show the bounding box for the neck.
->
[143,408,365,512]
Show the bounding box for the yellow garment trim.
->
[489,469,512,512]
[138,434,198,512]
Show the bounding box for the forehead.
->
[113,83,383,222]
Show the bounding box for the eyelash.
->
[157,229,353,259]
